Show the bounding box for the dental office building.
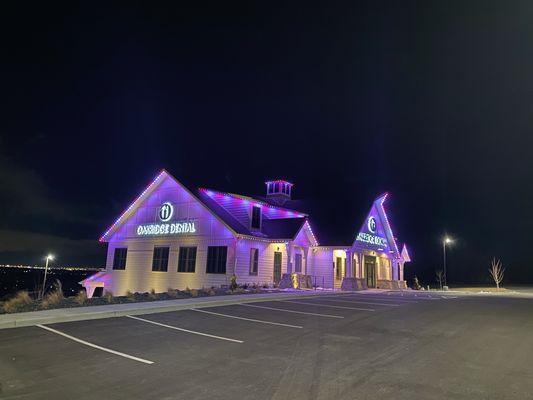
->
[82,170,411,297]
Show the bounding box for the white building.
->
[82,170,411,297]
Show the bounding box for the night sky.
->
[2,2,533,285]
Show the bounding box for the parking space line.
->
[190,308,303,329]
[315,298,400,307]
[279,300,375,312]
[126,315,243,343]
[337,295,418,303]
[239,303,344,319]
[37,324,154,365]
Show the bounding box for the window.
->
[294,254,302,273]
[249,248,259,275]
[152,246,169,271]
[251,205,261,229]
[206,246,227,274]
[178,247,197,273]
[112,248,127,270]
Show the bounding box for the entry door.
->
[365,257,376,288]
[273,252,282,285]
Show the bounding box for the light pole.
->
[443,237,452,288]
[40,254,54,299]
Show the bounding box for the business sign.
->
[356,232,387,247]
[137,221,197,236]
[135,202,197,236]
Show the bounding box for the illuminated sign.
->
[137,222,197,236]
[367,216,377,233]
[356,232,387,247]
[159,202,173,222]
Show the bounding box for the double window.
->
[178,247,197,273]
[112,248,127,270]
[251,205,261,229]
[249,248,259,275]
[206,246,227,274]
[152,246,170,272]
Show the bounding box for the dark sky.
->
[1,1,532,285]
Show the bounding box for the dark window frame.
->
[152,246,170,272]
[112,248,128,270]
[249,248,259,275]
[178,246,197,273]
[251,205,262,229]
[206,246,227,274]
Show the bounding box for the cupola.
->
[265,179,293,205]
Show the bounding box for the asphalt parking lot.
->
[1,291,533,400]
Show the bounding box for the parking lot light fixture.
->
[443,237,453,287]
[40,254,55,299]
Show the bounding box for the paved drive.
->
[1,291,532,399]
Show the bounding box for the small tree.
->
[489,258,505,290]
[435,270,444,290]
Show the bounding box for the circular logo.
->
[367,216,377,233]
[158,202,174,222]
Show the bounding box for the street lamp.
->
[40,254,54,299]
[443,237,453,288]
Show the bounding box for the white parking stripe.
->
[279,300,375,312]
[336,295,418,303]
[191,308,302,329]
[126,315,243,343]
[37,324,154,365]
[240,303,344,319]
[315,298,400,307]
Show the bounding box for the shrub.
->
[190,288,199,297]
[42,290,64,309]
[230,275,238,291]
[103,290,114,303]
[148,288,157,300]
[208,288,216,296]
[74,290,87,305]
[167,288,178,298]
[125,290,135,301]
[3,291,33,313]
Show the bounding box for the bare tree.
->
[435,270,444,290]
[489,258,505,290]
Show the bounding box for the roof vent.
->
[265,179,293,205]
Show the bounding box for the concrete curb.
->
[0,291,329,330]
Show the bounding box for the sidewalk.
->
[0,290,329,330]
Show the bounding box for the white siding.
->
[308,248,334,289]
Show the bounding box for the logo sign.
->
[137,221,197,236]
[367,216,377,233]
[159,202,173,222]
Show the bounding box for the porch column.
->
[286,242,293,273]
[233,238,239,277]
[303,247,309,275]
[345,250,352,278]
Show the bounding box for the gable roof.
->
[352,193,401,258]
[99,170,315,244]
